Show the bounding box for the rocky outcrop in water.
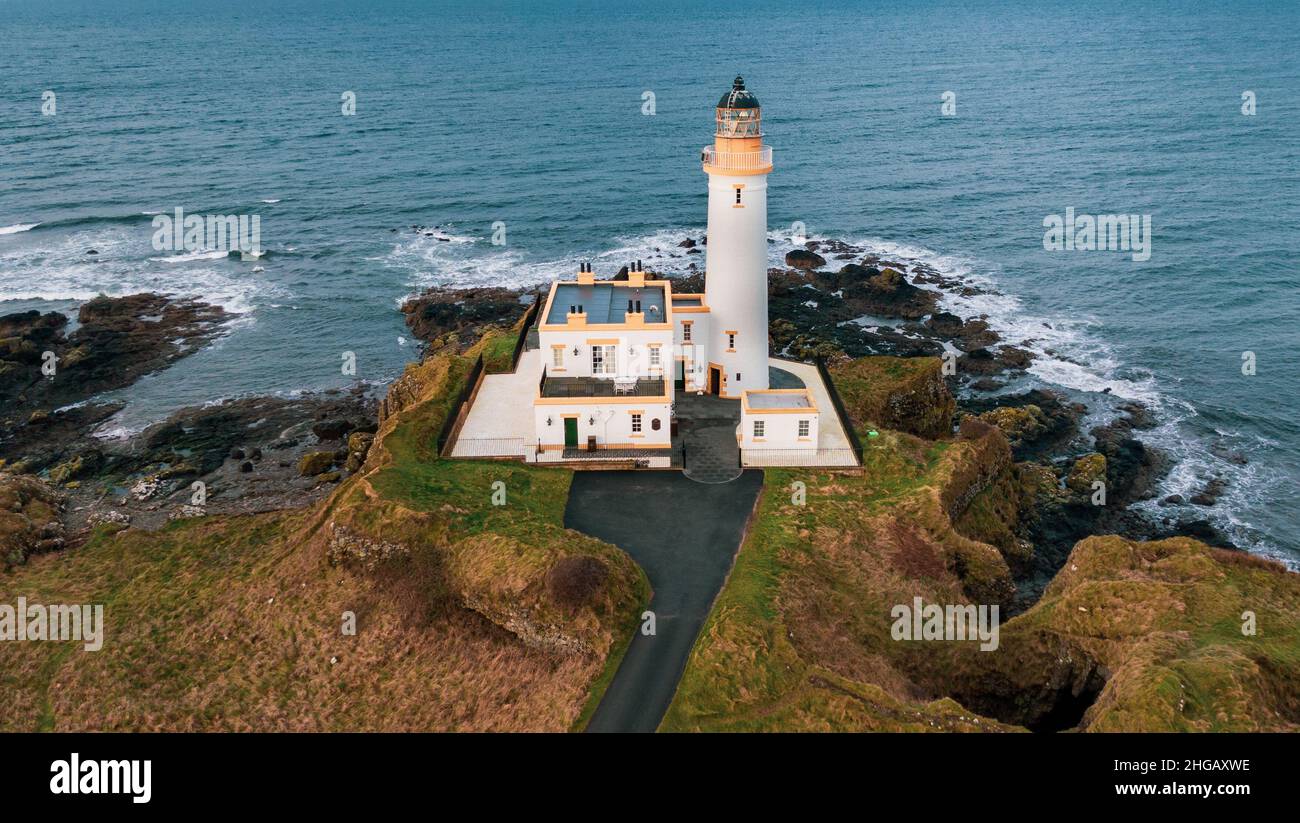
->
[400,286,529,349]
[0,294,227,423]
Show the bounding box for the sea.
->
[2,0,1297,564]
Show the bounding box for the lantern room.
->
[715,76,762,137]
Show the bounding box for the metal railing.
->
[741,448,860,467]
[436,354,485,456]
[539,370,667,399]
[507,292,542,369]
[700,145,773,172]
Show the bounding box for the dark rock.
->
[785,249,826,270]
[0,294,227,425]
[924,312,964,336]
[399,286,529,349]
[239,461,254,473]
[1090,422,1171,505]
[1189,477,1227,507]
[961,390,1084,461]
[312,419,354,441]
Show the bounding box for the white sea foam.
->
[0,226,277,316]
[149,249,230,263]
[0,222,40,235]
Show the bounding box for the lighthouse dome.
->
[717,76,760,109]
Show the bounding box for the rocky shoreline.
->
[1,293,377,566]
[394,235,1243,609]
[0,240,1241,600]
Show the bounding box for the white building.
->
[534,265,676,453]
[738,388,820,451]
[701,76,773,399]
[449,77,840,464]
[529,76,820,456]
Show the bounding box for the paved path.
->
[568,469,763,732]
[677,393,742,483]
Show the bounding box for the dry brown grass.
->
[0,511,616,731]
[1,325,647,732]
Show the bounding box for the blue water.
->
[2,0,1297,562]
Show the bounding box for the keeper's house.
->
[535,265,676,453]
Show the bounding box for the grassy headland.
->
[0,322,648,732]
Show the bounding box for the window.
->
[798,419,810,438]
[631,413,642,433]
[735,189,742,205]
[753,420,765,438]
[552,347,563,368]
[728,332,736,350]
[682,323,692,341]
[649,347,661,368]
[592,344,616,375]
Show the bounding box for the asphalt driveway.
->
[567,469,763,733]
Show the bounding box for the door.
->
[675,359,685,391]
[709,366,721,395]
[563,417,579,448]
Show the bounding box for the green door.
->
[563,417,578,448]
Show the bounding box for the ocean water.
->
[2,0,1297,562]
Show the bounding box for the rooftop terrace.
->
[546,281,668,325]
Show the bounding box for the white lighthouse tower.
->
[702,76,773,398]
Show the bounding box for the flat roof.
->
[546,281,668,325]
[746,390,814,410]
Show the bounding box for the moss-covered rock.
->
[346,431,374,455]
[297,451,335,477]
[830,355,955,440]
[47,450,102,486]
[951,536,1300,731]
[977,404,1048,449]
[0,474,65,568]
[1065,452,1107,498]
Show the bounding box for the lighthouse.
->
[702,75,773,398]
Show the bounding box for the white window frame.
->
[631,413,642,433]
[753,419,765,438]
[592,344,617,375]
[648,347,661,368]
[552,347,564,368]
[798,419,810,438]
